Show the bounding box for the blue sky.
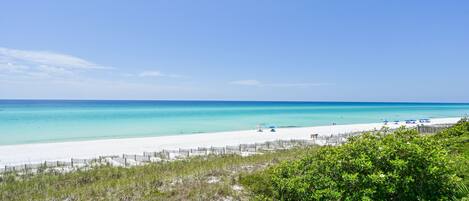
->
[0,1,468,102]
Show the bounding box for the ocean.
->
[1,100,468,145]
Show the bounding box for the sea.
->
[1,100,468,145]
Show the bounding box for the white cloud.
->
[138,70,183,78]
[0,47,197,99]
[0,47,111,80]
[0,63,29,73]
[37,65,74,76]
[230,79,331,87]
[139,71,163,77]
[0,47,109,70]
[267,83,331,87]
[229,79,262,86]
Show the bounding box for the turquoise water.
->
[1,100,468,145]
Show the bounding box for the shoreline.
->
[0,117,461,166]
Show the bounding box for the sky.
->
[0,0,468,102]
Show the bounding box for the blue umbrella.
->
[269,125,276,132]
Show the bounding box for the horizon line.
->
[0,98,468,104]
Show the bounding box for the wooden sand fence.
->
[416,124,454,134]
[0,139,315,174]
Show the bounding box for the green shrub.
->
[239,171,274,199]
[244,128,461,200]
[436,118,469,139]
[436,118,469,189]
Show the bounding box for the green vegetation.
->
[435,119,469,188]
[0,146,317,200]
[241,119,469,200]
[1,120,468,200]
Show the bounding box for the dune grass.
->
[0,146,318,201]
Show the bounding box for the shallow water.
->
[1,100,468,145]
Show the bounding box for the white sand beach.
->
[0,117,461,166]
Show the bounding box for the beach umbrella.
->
[268,125,277,132]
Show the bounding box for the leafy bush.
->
[436,118,469,139]
[436,118,469,189]
[243,128,461,200]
